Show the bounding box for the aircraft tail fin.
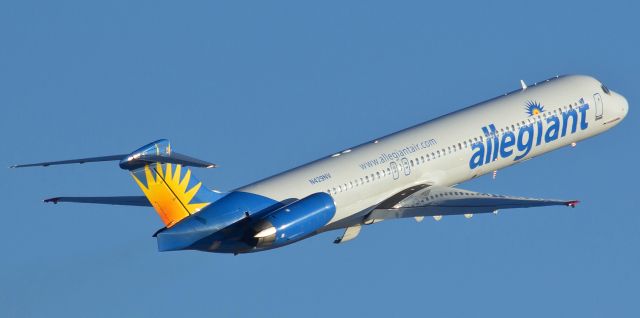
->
[131,162,223,227]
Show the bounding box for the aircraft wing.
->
[365,185,578,222]
[44,196,151,207]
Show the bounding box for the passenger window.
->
[365,176,369,182]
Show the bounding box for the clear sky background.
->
[1,1,639,317]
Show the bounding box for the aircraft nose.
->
[620,94,629,119]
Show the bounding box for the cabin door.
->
[390,161,399,180]
[401,157,411,176]
[593,93,603,120]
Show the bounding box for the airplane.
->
[12,75,628,254]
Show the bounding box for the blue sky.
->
[1,1,638,317]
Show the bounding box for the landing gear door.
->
[390,161,399,180]
[594,93,603,120]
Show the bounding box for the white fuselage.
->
[238,75,628,228]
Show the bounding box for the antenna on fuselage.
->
[520,79,527,90]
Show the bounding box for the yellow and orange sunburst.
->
[525,101,545,116]
[132,163,209,227]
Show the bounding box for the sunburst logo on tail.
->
[132,163,210,227]
[525,101,545,116]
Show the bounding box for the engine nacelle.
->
[246,192,336,248]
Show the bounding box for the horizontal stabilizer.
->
[118,139,216,170]
[366,185,578,222]
[123,152,216,169]
[11,155,126,168]
[10,139,217,170]
[44,196,151,207]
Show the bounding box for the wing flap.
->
[366,185,577,221]
[44,196,151,207]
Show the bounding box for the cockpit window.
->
[601,84,611,95]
